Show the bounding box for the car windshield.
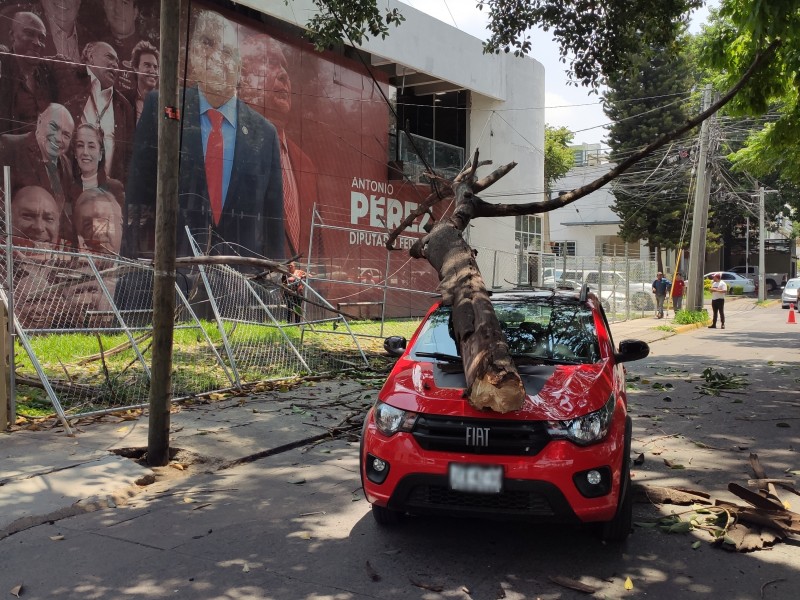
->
[786,280,800,290]
[410,299,601,365]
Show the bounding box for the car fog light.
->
[366,453,390,484]
[573,466,612,498]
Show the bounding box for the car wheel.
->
[632,292,653,311]
[600,416,633,543]
[767,281,776,292]
[371,504,403,526]
[783,304,789,309]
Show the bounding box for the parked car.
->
[781,277,800,308]
[543,269,654,310]
[730,266,784,292]
[703,271,756,294]
[361,288,650,541]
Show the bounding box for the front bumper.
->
[361,409,628,523]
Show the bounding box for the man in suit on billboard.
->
[125,7,284,261]
[0,11,56,134]
[53,41,135,183]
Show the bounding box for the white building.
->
[548,145,650,260]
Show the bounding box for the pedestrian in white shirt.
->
[709,273,727,329]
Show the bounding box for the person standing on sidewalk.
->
[652,272,671,318]
[671,272,686,311]
[709,273,727,329]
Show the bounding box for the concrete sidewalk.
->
[0,296,765,538]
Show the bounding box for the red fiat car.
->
[360,288,649,541]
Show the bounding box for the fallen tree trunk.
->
[407,154,525,413]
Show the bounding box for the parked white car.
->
[704,271,756,294]
[543,269,655,310]
[781,277,800,308]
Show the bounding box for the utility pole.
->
[758,186,766,301]
[148,0,184,466]
[686,85,713,311]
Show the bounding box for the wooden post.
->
[147,0,184,466]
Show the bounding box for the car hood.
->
[378,358,615,421]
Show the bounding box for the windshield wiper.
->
[415,351,462,363]
[511,353,580,366]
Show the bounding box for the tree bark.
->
[409,154,525,412]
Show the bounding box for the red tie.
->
[205,109,224,225]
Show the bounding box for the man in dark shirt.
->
[0,11,56,134]
[651,271,671,319]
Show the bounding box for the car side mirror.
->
[384,336,407,357]
[615,339,650,364]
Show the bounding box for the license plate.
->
[449,463,503,494]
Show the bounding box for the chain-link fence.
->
[2,241,369,432]
[472,247,660,322]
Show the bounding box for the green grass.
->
[654,324,676,332]
[13,317,419,418]
[674,309,709,325]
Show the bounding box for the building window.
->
[550,241,576,257]
[515,215,542,252]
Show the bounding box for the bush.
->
[703,279,712,291]
[729,286,745,295]
[674,309,709,324]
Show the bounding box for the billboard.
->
[0,0,438,324]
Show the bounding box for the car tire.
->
[371,504,403,526]
[632,292,653,311]
[600,417,633,543]
[783,304,789,309]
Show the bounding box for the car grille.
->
[412,415,551,455]
[407,484,555,515]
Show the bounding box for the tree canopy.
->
[699,1,800,183]
[603,36,695,255]
[543,126,574,194]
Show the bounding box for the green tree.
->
[543,126,574,195]
[699,1,800,183]
[603,38,695,269]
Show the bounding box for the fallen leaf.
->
[548,575,598,594]
[624,577,634,590]
[776,422,791,428]
[183,497,196,503]
[692,540,702,549]
[49,534,64,541]
[409,578,444,592]
[10,584,22,598]
[242,563,250,573]
[287,478,306,485]
[298,532,311,539]
[633,453,645,466]
[664,459,685,470]
[170,463,185,471]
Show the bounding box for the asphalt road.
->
[2,301,799,599]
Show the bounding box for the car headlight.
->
[373,401,417,436]
[547,394,616,445]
